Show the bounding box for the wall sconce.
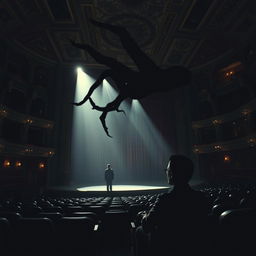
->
[214,145,222,150]
[25,148,33,153]
[224,155,231,162]
[0,108,7,118]
[39,162,45,169]
[241,109,251,116]
[248,138,256,147]
[3,160,11,167]
[15,161,22,167]
[46,123,53,128]
[224,70,235,78]
[48,151,54,156]
[193,148,200,153]
[26,119,33,124]
[212,119,222,125]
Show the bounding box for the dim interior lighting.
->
[46,123,53,128]
[48,151,54,156]
[15,161,22,167]
[214,145,222,150]
[39,162,45,168]
[248,138,256,147]
[242,109,251,116]
[192,123,200,129]
[26,119,33,124]
[224,155,231,162]
[193,147,200,153]
[3,160,11,167]
[212,119,221,125]
[224,70,235,78]
[0,108,7,117]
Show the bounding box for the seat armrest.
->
[130,222,136,229]
[94,224,99,231]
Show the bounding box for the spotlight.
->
[76,67,83,73]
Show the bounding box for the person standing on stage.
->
[105,164,114,191]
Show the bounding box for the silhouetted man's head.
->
[166,155,193,186]
[107,164,111,169]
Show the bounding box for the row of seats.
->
[1,183,256,255]
[0,215,96,255]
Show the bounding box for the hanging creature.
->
[70,19,191,137]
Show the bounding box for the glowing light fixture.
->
[26,119,33,124]
[0,108,7,117]
[3,160,11,167]
[224,155,231,162]
[48,151,54,156]
[248,138,256,147]
[15,161,22,167]
[193,146,200,153]
[242,109,251,116]
[212,119,221,125]
[39,162,45,169]
[214,145,222,150]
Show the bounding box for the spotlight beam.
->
[72,70,111,106]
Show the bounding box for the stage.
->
[46,180,205,197]
[77,184,169,192]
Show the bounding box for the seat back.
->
[219,208,256,254]
[55,216,95,252]
[0,218,10,253]
[0,211,21,227]
[100,210,132,249]
[12,217,55,253]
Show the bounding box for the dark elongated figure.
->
[70,19,191,137]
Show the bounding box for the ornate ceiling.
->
[0,0,254,69]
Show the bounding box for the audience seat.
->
[11,217,55,254]
[55,216,97,254]
[0,211,21,227]
[219,208,256,254]
[99,209,135,251]
[0,218,10,253]
[65,211,99,224]
[38,212,63,222]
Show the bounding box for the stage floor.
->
[46,180,204,196]
[77,184,170,192]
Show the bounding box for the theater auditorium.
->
[0,1,256,255]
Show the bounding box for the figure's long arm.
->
[72,70,112,106]
[89,95,126,137]
[90,19,158,72]
[69,39,129,72]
